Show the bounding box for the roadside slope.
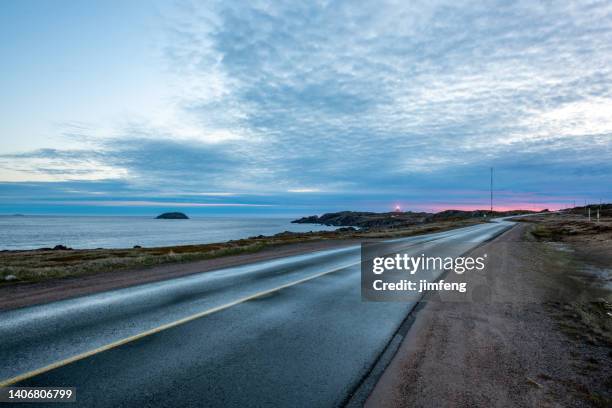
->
[0,239,356,312]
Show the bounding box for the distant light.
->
[394,205,401,212]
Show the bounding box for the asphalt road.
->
[0,220,514,407]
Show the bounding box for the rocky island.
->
[156,212,189,219]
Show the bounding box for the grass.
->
[0,218,484,285]
[528,213,612,407]
[524,214,612,242]
[0,238,282,284]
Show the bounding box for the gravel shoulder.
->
[365,219,612,408]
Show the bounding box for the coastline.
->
[0,215,338,251]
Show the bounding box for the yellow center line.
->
[0,261,361,388]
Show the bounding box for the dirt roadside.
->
[365,221,612,407]
[0,239,357,312]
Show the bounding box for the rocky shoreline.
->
[292,209,537,229]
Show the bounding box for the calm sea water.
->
[0,216,335,250]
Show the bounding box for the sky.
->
[1,0,611,216]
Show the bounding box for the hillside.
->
[563,203,612,217]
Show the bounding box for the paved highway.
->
[0,220,514,407]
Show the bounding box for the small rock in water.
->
[133,245,142,249]
[156,212,189,219]
[4,275,17,281]
[53,244,73,251]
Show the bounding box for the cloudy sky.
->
[1,0,611,215]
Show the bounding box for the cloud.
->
[157,0,612,188]
[0,148,127,182]
[287,188,321,193]
[43,200,273,207]
[1,0,612,210]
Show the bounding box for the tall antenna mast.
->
[490,167,493,213]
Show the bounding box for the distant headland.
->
[292,209,539,229]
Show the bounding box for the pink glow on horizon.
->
[422,202,566,212]
[391,191,575,213]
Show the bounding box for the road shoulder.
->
[365,221,612,407]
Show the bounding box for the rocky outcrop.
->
[292,211,429,229]
[292,209,539,229]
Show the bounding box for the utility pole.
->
[490,167,493,214]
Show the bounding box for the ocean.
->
[0,215,336,250]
